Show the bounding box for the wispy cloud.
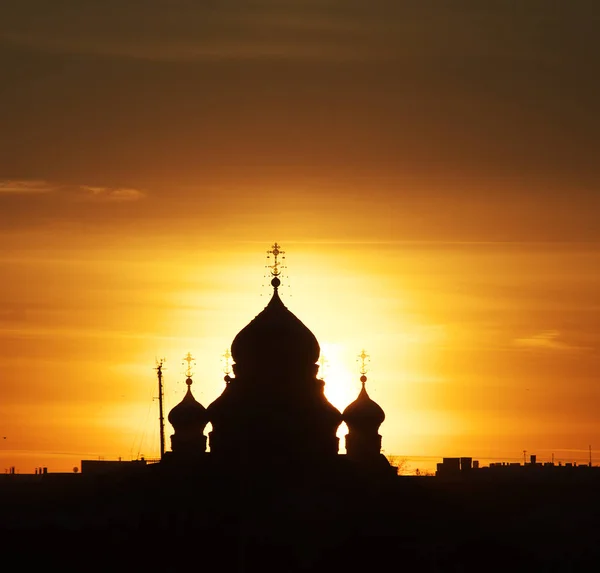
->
[79,186,145,203]
[0,180,145,202]
[2,2,592,64]
[0,180,56,194]
[514,330,589,352]
[1,32,366,63]
[0,2,366,63]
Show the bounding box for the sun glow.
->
[319,342,359,412]
[320,343,375,454]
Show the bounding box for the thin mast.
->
[156,358,166,459]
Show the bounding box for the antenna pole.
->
[589,444,592,467]
[156,359,166,459]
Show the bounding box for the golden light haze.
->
[1,2,599,472]
[2,229,599,471]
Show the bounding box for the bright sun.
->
[319,342,359,412]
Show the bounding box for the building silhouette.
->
[164,243,391,476]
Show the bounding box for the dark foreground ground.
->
[1,465,599,572]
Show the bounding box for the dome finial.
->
[266,242,285,289]
[318,354,329,380]
[183,352,195,385]
[222,348,232,383]
[358,349,370,381]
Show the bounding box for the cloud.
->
[0,1,368,63]
[79,186,145,203]
[0,180,56,194]
[514,330,588,352]
[1,1,597,65]
[1,34,365,63]
[0,180,145,202]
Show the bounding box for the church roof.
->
[343,376,385,430]
[168,378,208,429]
[230,281,320,369]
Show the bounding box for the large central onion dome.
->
[231,280,320,371]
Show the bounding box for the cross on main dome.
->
[183,352,195,379]
[266,242,286,287]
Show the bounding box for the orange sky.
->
[1,2,599,472]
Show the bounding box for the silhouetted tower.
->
[343,350,386,463]
[155,358,166,459]
[168,353,209,456]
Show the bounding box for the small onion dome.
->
[168,377,208,431]
[343,375,385,432]
[231,281,320,369]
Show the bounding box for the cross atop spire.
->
[358,349,370,376]
[266,242,286,288]
[358,350,371,388]
[183,352,195,379]
[222,348,232,376]
[318,354,329,379]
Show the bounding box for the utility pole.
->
[156,358,166,460]
[589,444,592,467]
[523,450,527,465]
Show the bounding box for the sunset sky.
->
[1,1,599,472]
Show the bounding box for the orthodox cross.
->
[183,352,195,378]
[222,348,232,376]
[318,354,329,379]
[358,349,370,375]
[266,242,285,277]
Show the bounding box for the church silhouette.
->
[163,243,392,477]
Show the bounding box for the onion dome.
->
[231,244,320,371]
[168,377,208,431]
[231,283,320,368]
[343,374,385,433]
